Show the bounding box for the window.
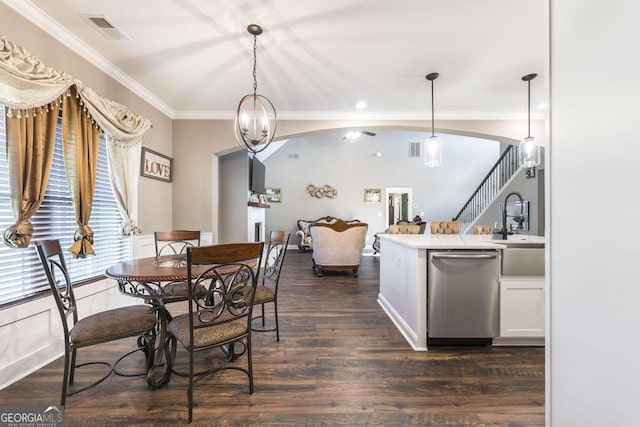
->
[0,108,131,306]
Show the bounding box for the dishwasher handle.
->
[432,253,498,260]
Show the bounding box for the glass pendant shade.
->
[424,135,442,167]
[424,72,442,167]
[234,93,277,153]
[518,73,540,168]
[519,136,540,168]
[234,24,277,154]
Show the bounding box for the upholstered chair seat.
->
[169,313,246,349]
[70,306,156,344]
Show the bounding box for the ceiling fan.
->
[342,130,376,141]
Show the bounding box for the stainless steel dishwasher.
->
[427,250,500,345]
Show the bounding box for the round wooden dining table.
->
[105,255,209,388]
[105,255,217,301]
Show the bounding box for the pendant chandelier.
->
[519,73,540,168]
[424,72,442,167]
[234,24,277,154]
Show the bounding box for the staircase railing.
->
[452,145,520,232]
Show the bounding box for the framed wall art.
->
[265,187,282,203]
[141,147,173,182]
[364,188,381,203]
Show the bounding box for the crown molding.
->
[4,0,176,119]
[172,109,544,121]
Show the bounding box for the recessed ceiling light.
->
[536,102,548,110]
[344,131,362,141]
[355,101,367,109]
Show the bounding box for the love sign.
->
[140,147,173,182]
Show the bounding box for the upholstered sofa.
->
[295,216,360,252]
[372,216,426,254]
[309,220,368,276]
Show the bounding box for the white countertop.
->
[378,233,546,250]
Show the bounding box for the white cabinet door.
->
[500,277,545,338]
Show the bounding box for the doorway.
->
[385,187,413,227]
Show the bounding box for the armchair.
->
[309,220,368,276]
[296,216,360,252]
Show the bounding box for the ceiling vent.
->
[81,14,130,40]
[409,142,421,158]
[287,153,299,159]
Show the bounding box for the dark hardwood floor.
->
[0,251,544,426]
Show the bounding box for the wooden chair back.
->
[154,230,201,256]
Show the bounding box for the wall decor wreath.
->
[305,184,337,199]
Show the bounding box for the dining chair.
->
[252,230,290,341]
[166,242,264,423]
[34,239,157,407]
[154,230,201,256]
[473,225,493,234]
[154,230,201,304]
[429,221,461,234]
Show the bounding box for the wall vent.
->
[409,142,421,158]
[81,14,130,40]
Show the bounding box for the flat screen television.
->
[249,156,266,195]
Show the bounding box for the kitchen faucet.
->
[501,191,525,240]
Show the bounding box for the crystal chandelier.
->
[234,24,277,154]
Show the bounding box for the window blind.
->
[0,108,131,306]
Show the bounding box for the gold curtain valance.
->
[0,36,74,110]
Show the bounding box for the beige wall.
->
[1,4,173,234]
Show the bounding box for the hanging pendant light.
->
[424,73,442,167]
[234,24,277,154]
[519,73,540,168]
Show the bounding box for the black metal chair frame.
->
[251,230,290,341]
[165,242,264,423]
[35,239,157,407]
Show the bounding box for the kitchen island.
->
[377,233,545,351]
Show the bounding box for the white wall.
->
[261,130,501,246]
[549,0,640,425]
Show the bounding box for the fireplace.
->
[254,222,263,242]
[247,204,266,242]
